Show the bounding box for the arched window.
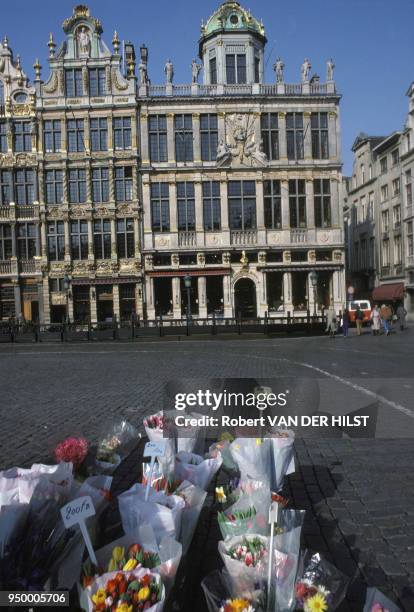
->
[14,92,27,103]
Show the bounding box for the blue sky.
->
[2,0,414,173]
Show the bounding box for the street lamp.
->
[309,271,318,317]
[184,275,192,324]
[63,273,71,324]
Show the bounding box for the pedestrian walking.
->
[380,303,392,336]
[396,303,407,331]
[370,304,381,336]
[355,305,364,335]
[326,306,337,338]
[342,307,349,337]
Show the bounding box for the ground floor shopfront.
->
[145,265,346,320]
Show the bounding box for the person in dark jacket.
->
[342,307,350,337]
[355,306,364,335]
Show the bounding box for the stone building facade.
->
[345,83,414,316]
[140,1,345,320]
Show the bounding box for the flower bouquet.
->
[143,412,175,477]
[295,552,349,611]
[209,440,238,472]
[173,480,207,554]
[363,588,401,612]
[118,483,185,541]
[217,506,272,540]
[201,570,264,612]
[174,452,222,491]
[55,437,89,470]
[229,439,272,486]
[82,568,165,612]
[95,420,138,474]
[218,535,269,598]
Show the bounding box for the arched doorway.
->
[234,278,257,318]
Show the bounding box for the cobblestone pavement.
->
[0,330,413,610]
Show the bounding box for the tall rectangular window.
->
[380,157,388,174]
[116,218,135,258]
[65,69,83,97]
[17,223,36,259]
[289,179,306,228]
[228,181,256,230]
[150,183,170,232]
[0,122,8,153]
[407,221,413,257]
[0,170,11,205]
[47,220,65,261]
[68,169,87,203]
[93,218,111,259]
[113,117,132,150]
[311,113,329,159]
[45,170,63,205]
[174,115,193,162]
[226,54,246,84]
[209,57,217,84]
[0,225,13,260]
[89,68,106,96]
[149,115,167,162]
[200,114,218,162]
[67,119,85,153]
[254,56,260,83]
[286,113,304,160]
[406,170,412,206]
[92,167,109,203]
[202,181,221,231]
[15,169,35,206]
[90,118,108,151]
[263,180,281,229]
[115,167,133,202]
[14,122,31,152]
[44,120,61,153]
[314,179,331,228]
[70,219,88,260]
[177,182,195,231]
[261,113,279,160]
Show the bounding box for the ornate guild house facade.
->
[0,1,346,323]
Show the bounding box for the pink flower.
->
[54,437,88,467]
[255,514,267,528]
[244,552,253,566]
[372,605,389,612]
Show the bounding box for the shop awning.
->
[261,265,342,272]
[71,277,141,286]
[147,268,230,278]
[372,282,404,302]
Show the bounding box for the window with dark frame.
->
[254,56,260,83]
[92,167,109,203]
[200,114,218,162]
[45,170,63,205]
[115,167,133,202]
[149,115,167,162]
[70,219,88,260]
[116,218,135,258]
[90,118,108,151]
[93,218,111,259]
[209,57,217,84]
[174,115,194,162]
[314,179,331,228]
[17,223,36,259]
[14,121,31,152]
[0,170,11,205]
[0,224,12,260]
[68,169,87,204]
[228,180,256,230]
[226,54,247,84]
[261,113,279,160]
[286,113,304,160]
[47,220,65,261]
[15,169,35,206]
[177,181,195,231]
[289,179,306,228]
[311,113,329,159]
[113,117,132,150]
[65,69,83,97]
[67,119,85,153]
[150,182,170,232]
[202,181,221,231]
[264,180,281,229]
[0,122,8,153]
[89,68,106,96]
[44,120,61,153]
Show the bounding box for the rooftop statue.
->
[165,59,174,84]
[191,59,202,84]
[77,26,91,57]
[273,57,284,83]
[327,58,335,81]
[301,58,311,83]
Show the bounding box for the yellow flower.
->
[216,486,227,503]
[137,586,151,602]
[304,592,328,612]
[255,438,262,445]
[112,546,125,563]
[219,431,234,442]
[230,599,251,612]
[91,588,106,606]
[122,558,138,571]
[107,557,117,572]
[116,604,133,612]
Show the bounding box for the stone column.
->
[304,112,312,160]
[198,276,207,318]
[113,283,120,319]
[40,220,47,258]
[90,286,97,323]
[145,275,155,319]
[86,162,92,204]
[110,218,117,258]
[84,116,90,153]
[140,114,149,164]
[131,114,138,151]
[133,216,140,256]
[142,179,152,233]
[193,113,201,163]
[278,112,287,160]
[283,271,293,313]
[220,179,229,247]
[257,271,267,317]
[88,219,94,258]
[172,276,181,318]
[67,291,74,322]
[256,178,265,229]
[13,280,22,318]
[107,115,113,151]
[218,112,226,143]
[328,111,337,161]
[195,180,203,232]
[167,113,175,164]
[281,179,290,229]
[305,179,315,229]
[223,274,232,318]
[64,217,71,260]
[169,181,178,233]
[135,282,144,318]
[61,116,67,152]
[41,277,51,324]
[331,178,340,227]
[109,161,115,203]
[332,270,343,311]
[308,272,316,314]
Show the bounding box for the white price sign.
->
[60,496,97,566]
[144,440,167,458]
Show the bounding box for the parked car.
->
[348,300,372,324]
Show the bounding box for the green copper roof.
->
[200,1,265,41]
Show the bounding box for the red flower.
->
[54,437,88,467]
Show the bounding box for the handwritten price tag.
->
[60,496,97,565]
[144,440,167,458]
